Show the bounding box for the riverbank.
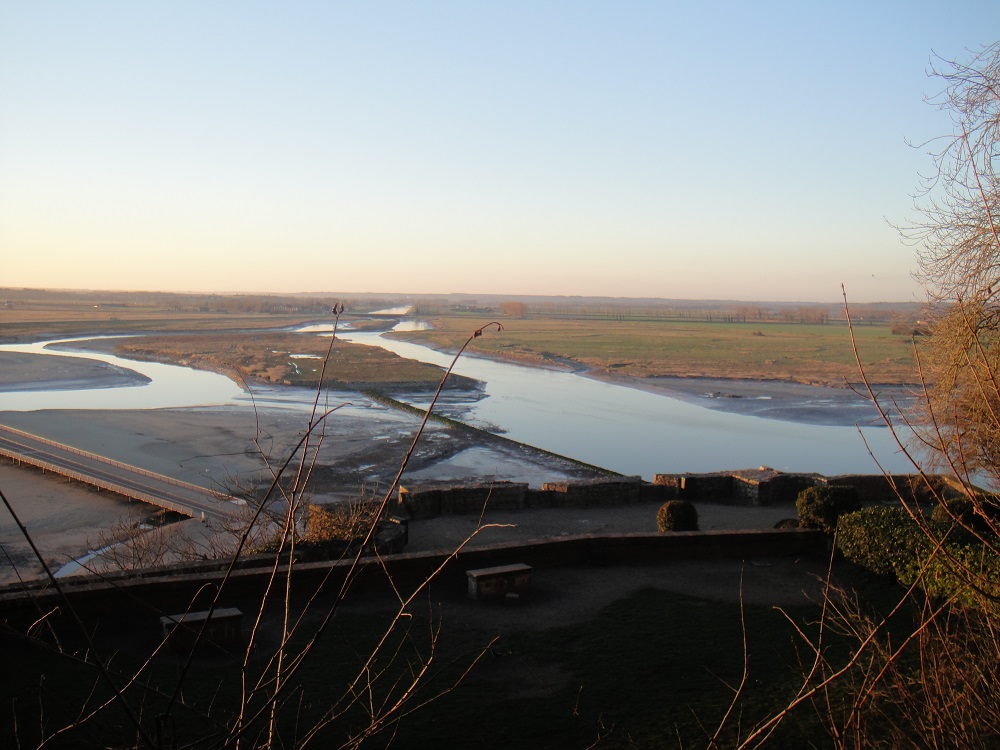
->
[385,330,914,427]
[585,371,916,427]
[0,351,151,392]
[2,329,910,429]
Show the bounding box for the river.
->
[0,330,917,479]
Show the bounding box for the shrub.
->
[931,494,1000,537]
[838,506,1000,605]
[891,320,927,336]
[773,518,799,529]
[796,484,861,534]
[836,506,927,578]
[931,496,974,526]
[305,501,377,543]
[657,500,698,532]
[930,497,981,544]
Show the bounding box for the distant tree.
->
[500,301,528,318]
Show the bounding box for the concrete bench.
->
[160,607,243,650]
[466,563,532,601]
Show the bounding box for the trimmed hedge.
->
[657,500,699,532]
[836,505,1000,606]
[796,485,861,534]
[835,506,928,579]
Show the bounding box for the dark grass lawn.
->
[0,581,872,749]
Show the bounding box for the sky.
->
[2,2,998,303]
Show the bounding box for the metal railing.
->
[0,423,238,518]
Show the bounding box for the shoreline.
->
[0,351,152,392]
[389,330,916,389]
[9,325,913,394]
[388,332,916,427]
[583,370,916,427]
[2,330,916,428]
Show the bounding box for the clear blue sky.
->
[2,2,997,302]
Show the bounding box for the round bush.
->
[930,497,973,526]
[657,500,698,532]
[930,498,979,544]
[796,484,861,534]
[931,495,1000,538]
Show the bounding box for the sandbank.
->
[584,372,915,426]
[0,351,150,392]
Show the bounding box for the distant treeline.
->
[413,299,921,325]
[0,288,921,325]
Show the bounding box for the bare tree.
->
[711,43,1000,749]
[905,42,1000,485]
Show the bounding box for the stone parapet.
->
[651,469,955,506]
[540,476,644,507]
[398,481,528,518]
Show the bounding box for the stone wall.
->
[652,469,949,506]
[540,476,644,507]
[731,469,820,505]
[397,476,674,518]
[821,473,964,504]
[397,471,954,514]
[398,471,951,518]
[397,481,529,518]
[0,528,829,633]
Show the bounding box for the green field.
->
[391,315,919,386]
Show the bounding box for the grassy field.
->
[0,294,322,340]
[392,315,919,386]
[0,584,846,749]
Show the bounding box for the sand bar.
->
[0,351,150,392]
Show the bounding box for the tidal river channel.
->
[338,329,916,478]
[0,328,918,480]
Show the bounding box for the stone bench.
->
[466,564,532,601]
[160,607,243,651]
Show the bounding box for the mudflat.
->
[0,462,152,585]
[588,372,916,427]
[0,351,150,392]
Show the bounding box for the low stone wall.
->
[0,528,829,633]
[397,477,674,518]
[397,481,530,518]
[399,471,956,518]
[732,470,819,505]
[653,469,950,507]
[540,476,643,507]
[395,471,962,522]
[823,474,962,505]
